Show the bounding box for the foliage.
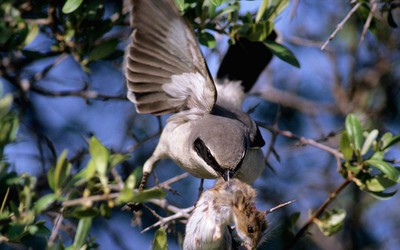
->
[0,0,399,249]
[178,0,300,67]
[0,96,165,248]
[340,114,400,199]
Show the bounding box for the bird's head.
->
[191,115,248,180]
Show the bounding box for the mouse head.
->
[232,190,267,250]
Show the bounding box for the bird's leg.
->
[139,154,160,191]
[138,173,149,192]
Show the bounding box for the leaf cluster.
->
[340,114,400,199]
[0,97,165,249]
[176,0,300,68]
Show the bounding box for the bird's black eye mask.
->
[193,137,245,180]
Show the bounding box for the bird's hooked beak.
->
[222,149,246,181]
[222,169,236,181]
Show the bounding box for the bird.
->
[183,178,267,250]
[125,0,271,189]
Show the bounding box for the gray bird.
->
[125,0,266,189]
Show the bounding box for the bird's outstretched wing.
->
[126,0,216,115]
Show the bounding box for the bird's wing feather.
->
[126,0,216,115]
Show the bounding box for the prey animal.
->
[183,178,267,250]
[125,0,266,189]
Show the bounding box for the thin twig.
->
[257,121,344,159]
[284,179,352,249]
[62,193,119,207]
[29,85,127,101]
[159,172,190,189]
[149,198,194,215]
[321,2,362,50]
[158,172,190,196]
[48,213,64,245]
[290,0,299,20]
[126,131,161,153]
[359,0,377,45]
[267,199,296,214]
[251,88,336,115]
[141,207,193,233]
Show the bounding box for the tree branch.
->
[321,2,362,50]
[251,87,337,115]
[284,179,352,249]
[257,121,344,159]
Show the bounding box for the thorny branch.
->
[285,179,352,249]
[257,121,344,159]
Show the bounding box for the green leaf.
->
[366,159,399,182]
[68,207,99,218]
[27,225,38,234]
[34,221,51,236]
[6,223,25,241]
[247,21,274,41]
[174,0,185,12]
[65,168,89,189]
[116,189,134,205]
[379,132,393,150]
[256,0,289,23]
[89,137,109,176]
[370,151,384,161]
[345,114,363,152]
[117,188,166,204]
[339,131,353,161]
[0,94,13,115]
[368,190,397,200]
[24,23,39,46]
[199,32,216,49]
[72,218,92,249]
[110,153,130,168]
[34,194,58,214]
[256,0,271,23]
[100,203,111,218]
[212,5,239,19]
[87,39,119,63]
[86,159,97,180]
[54,150,72,194]
[47,167,55,191]
[132,188,166,203]
[271,0,289,20]
[263,40,300,68]
[125,172,137,190]
[361,129,378,155]
[152,228,168,250]
[210,0,223,6]
[382,134,400,151]
[366,174,398,192]
[314,208,346,236]
[62,0,83,14]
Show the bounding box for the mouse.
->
[183,178,267,250]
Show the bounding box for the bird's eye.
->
[193,137,224,177]
[194,138,215,164]
[247,226,254,234]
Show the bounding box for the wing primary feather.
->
[126,0,217,115]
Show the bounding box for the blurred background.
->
[1,0,400,249]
